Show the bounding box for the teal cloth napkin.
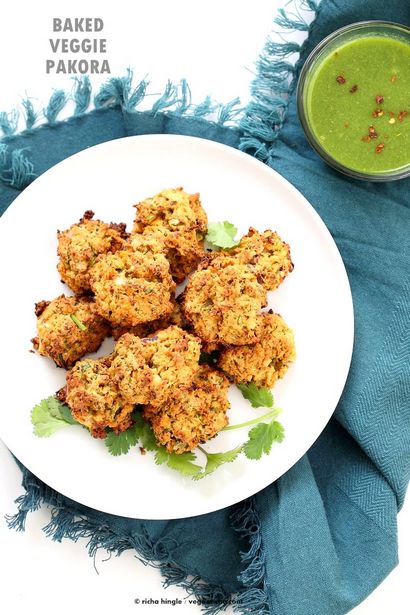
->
[2,1,410,613]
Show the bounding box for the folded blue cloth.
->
[2,1,409,613]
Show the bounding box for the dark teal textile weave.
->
[2,1,410,614]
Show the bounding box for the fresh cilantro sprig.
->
[155,447,203,477]
[243,419,285,460]
[31,396,78,437]
[30,386,285,479]
[194,445,243,480]
[237,383,274,408]
[205,221,240,249]
[105,423,143,456]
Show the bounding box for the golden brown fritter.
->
[141,226,206,285]
[109,326,201,405]
[133,187,207,234]
[57,210,128,295]
[142,366,230,454]
[218,311,296,387]
[32,294,110,368]
[181,255,267,346]
[65,356,134,438]
[89,246,175,328]
[132,188,208,284]
[228,228,293,291]
[111,297,186,340]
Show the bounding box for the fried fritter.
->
[141,226,206,284]
[142,366,230,454]
[65,356,134,438]
[181,255,267,346]
[89,246,175,328]
[229,228,293,291]
[109,326,201,405]
[218,312,296,387]
[57,210,128,294]
[132,188,208,284]
[111,297,185,340]
[133,187,207,234]
[32,295,110,368]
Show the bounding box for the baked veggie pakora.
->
[142,365,230,454]
[132,187,208,284]
[57,210,128,294]
[89,241,175,328]
[111,297,185,340]
[229,228,293,291]
[32,295,110,368]
[218,311,296,387]
[181,255,267,346]
[109,326,201,405]
[64,356,134,438]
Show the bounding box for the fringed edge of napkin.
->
[0,1,321,194]
[6,459,270,615]
[0,73,243,192]
[239,0,321,163]
[3,2,321,614]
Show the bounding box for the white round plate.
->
[0,135,353,519]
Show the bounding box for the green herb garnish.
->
[205,221,240,249]
[31,396,78,437]
[237,383,274,408]
[31,389,285,479]
[155,447,203,477]
[242,419,285,460]
[194,445,243,480]
[105,423,143,456]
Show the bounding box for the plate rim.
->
[0,134,354,519]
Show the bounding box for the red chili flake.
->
[375,95,384,104]
[349,84,358,93]
[372,109,384,118]
[368,125,378,139]
[390,74,397,83]
[336,75,346,84]
[375,143,385,154]
[140,447,146,455]
[398,110,408,122]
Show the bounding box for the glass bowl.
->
[297,21,410,181]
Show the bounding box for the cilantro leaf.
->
[31,396,78,437]
[206,221,240,249]
[154,448,202,477]
[243,419,285,460]
[104,411,148,456]
[105,423,142,456]
[237,383,274,408]
[139,421,160,452]
[194,445,243,480]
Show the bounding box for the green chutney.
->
[306,36,410,173]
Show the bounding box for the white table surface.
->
[0,1,408,613]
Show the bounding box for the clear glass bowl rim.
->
[296,20,410,182]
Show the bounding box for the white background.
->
[0,1,408,613]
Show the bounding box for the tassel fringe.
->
[239,0,321,162]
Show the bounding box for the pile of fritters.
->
[32,187,296,454]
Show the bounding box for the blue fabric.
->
[2,1,410,614]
